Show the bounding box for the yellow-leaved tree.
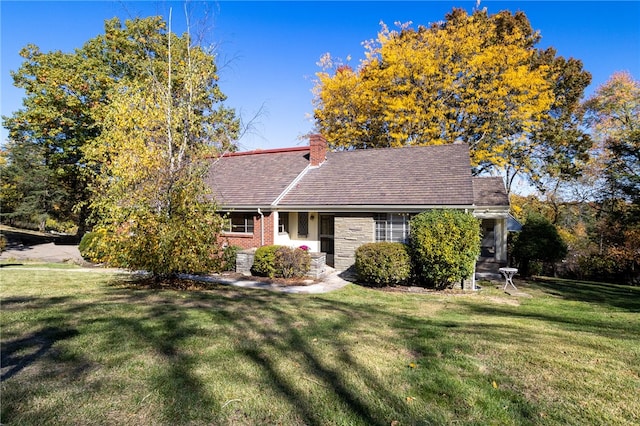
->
[85,12,239,278]
[314,8,591,193]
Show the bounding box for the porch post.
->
[495,218,507,263]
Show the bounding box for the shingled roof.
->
[472,177,509,207]
[207,142,507,210]
[206,147,310,207]
[280,144,474,208]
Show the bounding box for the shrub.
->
[512,214,567,277]
[355,242,411,287]
[45,218,78,235]
[222,245,241,272]
[275,246,311,278]
[251,245,282,277]
[79,230,109,264]
[409,210,481,288]
[0,234,6,252]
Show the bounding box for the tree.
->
[313,8,591,193]
[583,71,640,204]
[2,16,239,234]
[409,210,480,288]
[512,214,567,277]
[86,12,239,278]
[0,139,65,231]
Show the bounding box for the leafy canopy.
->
[1,16,238,233]
[314,8,591,193]
[85,15,239,278]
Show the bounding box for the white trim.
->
[271,165,312,206]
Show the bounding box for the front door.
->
[319,214,335,267]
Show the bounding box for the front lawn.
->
[1,268,638,425]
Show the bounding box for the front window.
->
[375,213,412,243]
[223,213,254,234]
[298,212,309,237]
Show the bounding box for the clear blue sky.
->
[2,1,639,152]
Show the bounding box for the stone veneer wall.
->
[333,214,375,271]
[236,248,256,275]
[236,248,326,279]
[308,252,327,279]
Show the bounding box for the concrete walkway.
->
[180,270,351,294]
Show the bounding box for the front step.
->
[475,271,502,282]
[475,258,507,282]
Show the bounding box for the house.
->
[206,134,510,275]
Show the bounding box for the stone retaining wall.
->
[235,248,326,279]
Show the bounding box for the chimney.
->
[309,134,327,167]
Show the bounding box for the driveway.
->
[0,242,84,264]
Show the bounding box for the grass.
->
[1,268,638,425]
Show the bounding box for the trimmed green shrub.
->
[275,246,311,278]
[409,209,481,288]
[251,245,282,277]
[222,245,241,272]
[355,242,411,287]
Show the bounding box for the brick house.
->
[206,135,510,274]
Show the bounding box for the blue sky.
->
[1,1,639,152]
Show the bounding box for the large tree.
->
[84,13,239,278]
[1,16,238,234]
[313,8,591,193]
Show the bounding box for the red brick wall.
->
[220,211,275,249]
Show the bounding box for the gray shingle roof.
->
[207,144,506,209]
[472,177,509,207]
[206,148,309,207]
[280,144,474,207]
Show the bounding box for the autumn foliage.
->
[314,8,591,193]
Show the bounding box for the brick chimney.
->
[309,134,327,167]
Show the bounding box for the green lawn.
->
[1,268,638,425]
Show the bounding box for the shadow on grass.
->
[1,278,543,425]
[1,327,79,381]
[531,276,640,312]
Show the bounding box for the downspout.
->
[257,208,265,246]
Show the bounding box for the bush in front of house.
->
[222,245,241,272]
[355,242,411,287]
[251,245,282,277]
[409,209,481,288]
[275,246,311,278]
[251,244,311,278]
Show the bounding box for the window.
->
[278,212,289,233]
[223,213,254,234]
[298,212,308,237]
[375,213,412,243]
